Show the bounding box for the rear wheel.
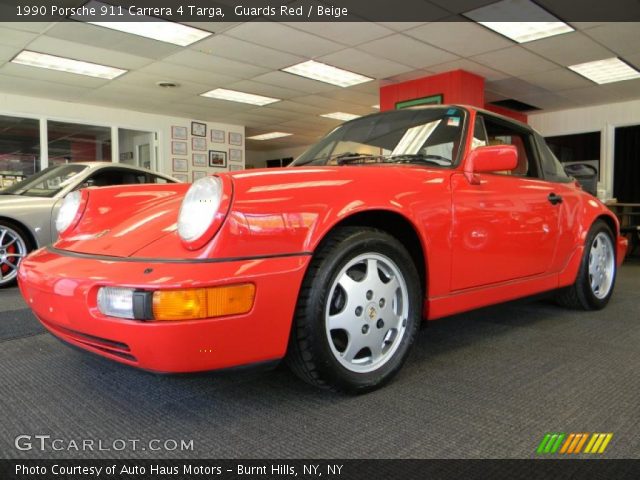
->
[0,221,31,288]
[556,220,617,310]
[286,227,421,393]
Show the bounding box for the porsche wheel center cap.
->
[366,303,378,321]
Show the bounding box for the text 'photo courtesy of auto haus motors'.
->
[11,106,626,393]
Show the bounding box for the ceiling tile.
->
[358,34,459,68]
[224,79,306,99]
[250,70,337,94]
[26,36,155,70]
[518,68,593,92]
[138,62,240,87]
[524,32,614,66]
[377,22,429,31]
[583,23,640,56]
[0,22,53,34]
[429,0,497,14]
[429,58,510,81]
[0,26,37,48]
[405,21,512,57]
[0,73,93,101]
[191,34,305,69]
[224,22,345,57]
[0,44,19,64]
[283,22,395,46]
[0,63,110,88]
[317,48,413,79]
[558,85,627,105]
[380,69,435,85]
[44,23,183,60]
[163,50,269,79]
[472,46,558,76]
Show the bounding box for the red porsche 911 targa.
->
[18,106,627,392]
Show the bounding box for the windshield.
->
[0,164,88,197]
[292,107,467,167]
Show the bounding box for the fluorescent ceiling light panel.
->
[282,60,373,87]
[569,57,640,84]
[464,0,574,43]
[247,132,293,141]
[75,1,211,46]
[11,50,127,79]
[200,88,280,106]
[321,112,361,121]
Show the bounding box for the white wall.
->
[529,99,640,200]
[246,145,308,169]
[0,92,245,181]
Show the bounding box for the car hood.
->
[54,184,189,257]
[0,194,54,207]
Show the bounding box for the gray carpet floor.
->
[1,260,638,459]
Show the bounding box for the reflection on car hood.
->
[0,194,55,210]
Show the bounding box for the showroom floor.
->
[1,260,638,459]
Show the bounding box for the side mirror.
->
[464,145,518,184]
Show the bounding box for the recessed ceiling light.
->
[247,132,293,141]
[282,60,373,87]
[200,88,280,106]
[11,50,127,79]
[73,1,211,46]
[321,112,361,121]
[464,0,574,43]
[569,57,640,84]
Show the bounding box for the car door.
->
[450,114,562,291]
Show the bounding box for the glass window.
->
[545,131,600,181]
[535,133,571,183]
[48,121,111,164]
[481,115,539,178]
[293,107,466,167]
[1,164,88,197]
[0,115,40,188]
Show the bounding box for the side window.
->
[481,115,540,178]
[84,168,145,187]
[149,174,169,184]
[472,115,488,150]
[535,133,571,182]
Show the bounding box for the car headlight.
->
[177,176,230,249]
[55,190,86,234]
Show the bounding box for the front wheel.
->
[0,221,31,288]
[556,220,617,310]
[286,227,422,393]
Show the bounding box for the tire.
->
[556,220,617,310]
[0,220,32,288]
[286,226,422,393]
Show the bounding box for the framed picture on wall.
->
[171,141,187,155]
[191,121,206,137]
[229,132,243,146]
[209,150,227,168]
[229,164,242,172]
[192,137,207,151]
[173,173,188,183]
[192,153,207,168]
[210,129,225,143]
[229,148,242,162]
[171,126,188,140]
[192,171,207,181]
[172,158,188,172]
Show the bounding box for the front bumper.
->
[18,248,310,373]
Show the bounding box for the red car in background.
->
[18,106,627,392]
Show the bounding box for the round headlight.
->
[55,190,83,234]
[178,176,223,243]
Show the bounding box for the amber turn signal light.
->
[152,284,255,321]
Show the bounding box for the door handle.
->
[548,193,563,205]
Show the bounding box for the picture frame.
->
[172,157,188,173]
[192,153,207,168]
[171,126,188,140]
[173,173,188,183]
[171,141,187,155]
[192,137,207,152]
[192,170,207,181]
[210,129,225,143]
[209,150,227,168]
[191,121,206,137]
[229,148,242,163]
[229,132,243,146]
[229,164,243,172]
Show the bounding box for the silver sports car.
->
[0,162,177,287]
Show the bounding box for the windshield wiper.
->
[385,153,452,166]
